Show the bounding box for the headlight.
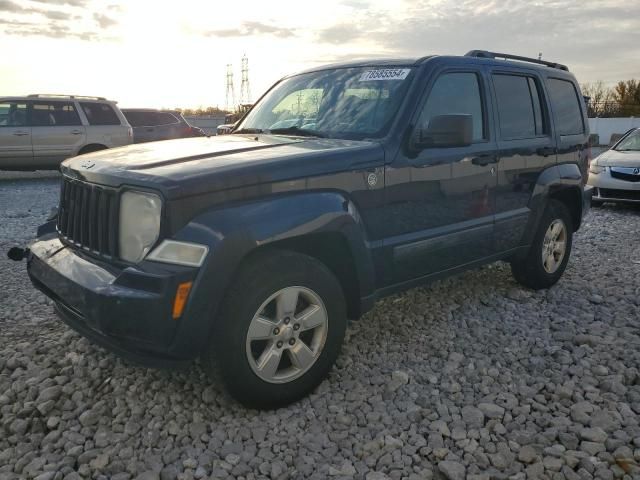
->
[589,164,606,174]
[147,240,208,267]
[119,190,162,263]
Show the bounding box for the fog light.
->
[147,240,208,267]
[172,281,193,320]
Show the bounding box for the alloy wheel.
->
[245,286,328,384]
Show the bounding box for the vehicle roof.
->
[293,54,574,78]
[0,95,116,103]
[121,108,181,114]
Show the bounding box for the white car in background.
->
[588,127,640,205]
[0,94,132,170]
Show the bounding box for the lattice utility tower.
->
[240,55,251,105]
[225,64,236,111]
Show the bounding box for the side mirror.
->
[414,114,473,149]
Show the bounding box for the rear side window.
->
[154,112,179,125]
[547,78,584,135]
[493,74,546,140]
[0,102,27,126]
[124,111,179,126]
[420,72,485,141]
[80,102,121,126]
[30,102,81,126]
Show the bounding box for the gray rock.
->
[478,403,505,419]
[518,445,538,464]
[461,406,485,428]
[438,461,465,480]
[133,473,160,480]
[78,409,100,427]
[387,370,409,391]
[579,427,608,443]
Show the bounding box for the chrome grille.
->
[57,176,119,257]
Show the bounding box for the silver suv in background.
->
[0,95,132,170]
[121,109,205,144]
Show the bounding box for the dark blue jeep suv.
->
[23,51,593,408]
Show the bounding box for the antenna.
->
[240,55,251,105]
[225,64,236,112]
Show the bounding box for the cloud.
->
[0,0,119,39]
[0,0,26,12]
[317,24,362,44]
[30,0,87,6]
[94,12,118,28]
[203,21,296,38]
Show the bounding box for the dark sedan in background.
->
[122,109,205,144]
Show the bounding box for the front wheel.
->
[203,250,347,409]
[511,200,573,290]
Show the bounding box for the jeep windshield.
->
[235,66,416,140]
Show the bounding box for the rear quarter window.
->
[80,102,121,126]
[547,78,584,135]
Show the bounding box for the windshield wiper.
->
[267,126,326,138]
[233,128,264,134]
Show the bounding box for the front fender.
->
[167,191,373,358]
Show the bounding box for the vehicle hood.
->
[594,149,640,168]
[61,135,384,199]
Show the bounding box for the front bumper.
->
[27,235,198,367]
[588,171,640,203]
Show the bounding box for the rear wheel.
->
[511,200,573,289]
[203,250,347,408]
[78,144,107,155]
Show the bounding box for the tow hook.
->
[7,247,29,262]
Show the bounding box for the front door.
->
[30,101,86,168]
[384,69,498,285]
[0,101,32,169]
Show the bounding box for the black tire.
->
[202,250,347,409]
[510,200,573,290]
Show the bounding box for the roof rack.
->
[27,94,107,100]
[465,50,569,71]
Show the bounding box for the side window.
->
[123,111,145,127]
[80,102,121,126]
[419,72,485,142]
[30,102,81,127]
[0,102,27,127]
[547,78,584,135]
[493,74,546,140]
[155,112,179,125]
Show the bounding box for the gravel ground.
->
[1,172,640,480]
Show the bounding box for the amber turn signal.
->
[172,281,193,319]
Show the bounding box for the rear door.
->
[546,77,589,178]
[489,69,556,252]
[30,100,85,168]
[152,112,182,141]
[126,111,180,143]
[0,101,32,169]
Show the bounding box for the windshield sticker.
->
[359,69,411,81]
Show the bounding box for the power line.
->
[225,64,236,112]
[240,55,251,105]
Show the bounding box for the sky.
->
[1,0,639,110]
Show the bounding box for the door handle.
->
[471,154,497,166]
[536,147,556,157]
[12,131,29,136]
[70,130,83,135]
[145,128,154,132]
